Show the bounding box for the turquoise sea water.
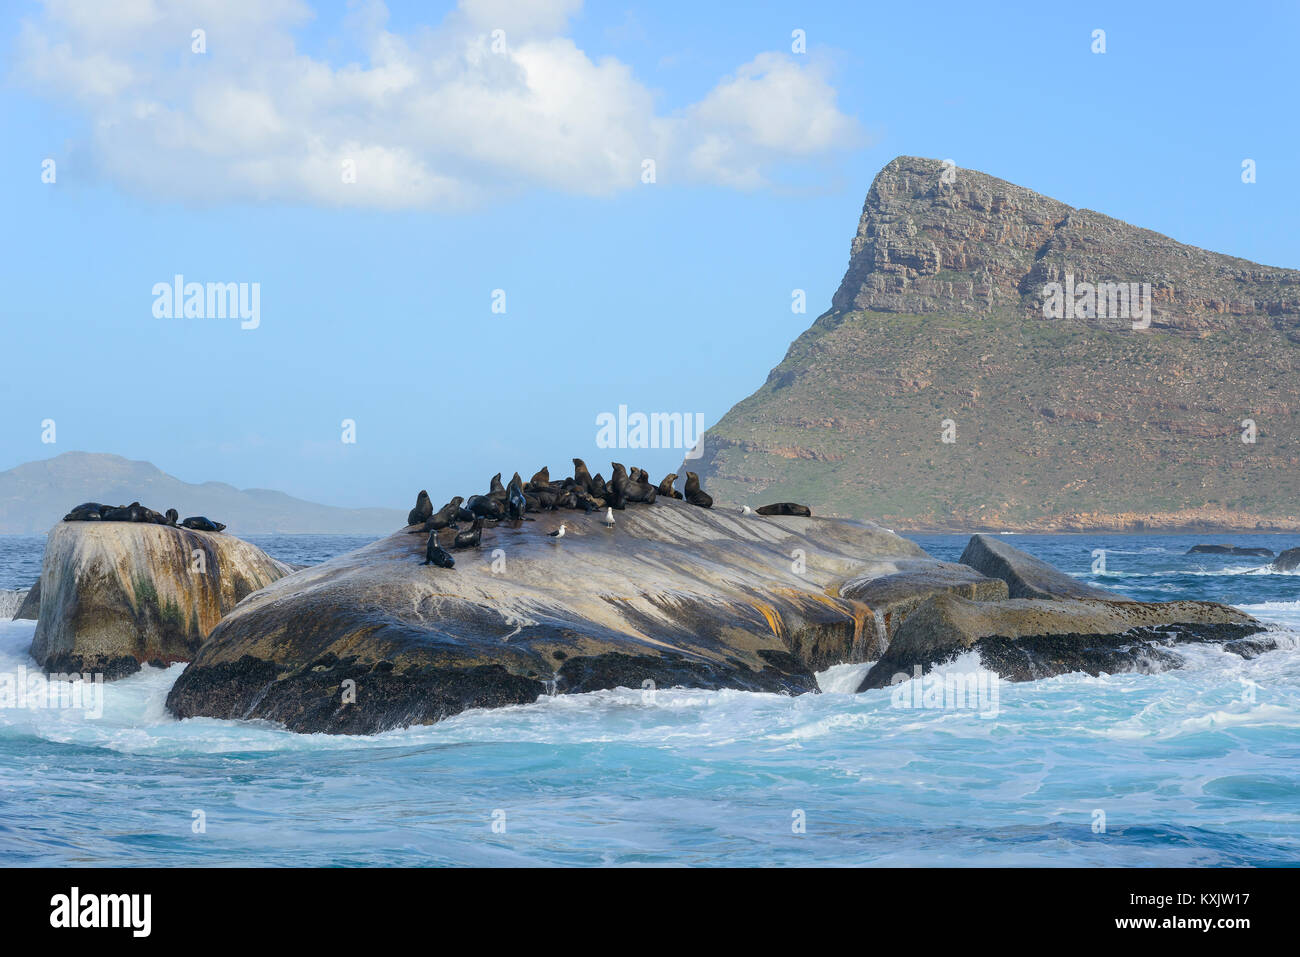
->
[1,532,1297,866]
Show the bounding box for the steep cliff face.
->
[693,157,1300,530]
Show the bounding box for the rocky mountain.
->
[0,452,405,535]
[693,157,1300,531]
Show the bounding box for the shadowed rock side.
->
[857,593,1265,690]
[855,536,1261,690]
[31,522,293,679]
[167,500,936,733]
[692,155,1300,531]
[13,577,40,620]
[959,533,1128,601]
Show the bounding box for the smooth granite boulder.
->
[31,522,292,679]
[839,560,1008,647]
[167,499,941,733]
[959,534,1128,600]
[858,593,1264,690]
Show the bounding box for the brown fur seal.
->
[407,490,433,526]
[756,502,813,517]
[683,472,712,508]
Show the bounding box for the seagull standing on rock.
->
[548,522,567,540]
[602,507,615,528]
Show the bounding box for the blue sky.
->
[2,0,1297,510]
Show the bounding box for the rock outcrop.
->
[31,522,292,678]
[168,501,936,733]
[959,534,1127,601]
[839,560,1008,645]
[1273,547,1300,571]
[12,578,40,620]
[1187,544,1274,558]
[691,156,1300,531]
[858,593,1264,690]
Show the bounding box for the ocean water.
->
[1,531,1298,867]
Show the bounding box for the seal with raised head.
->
[756,502,812,517]
[407,490,433,527]
[407,497,463,534]
[423,529,456,568]
[572,458,593,492]
[181,516,227,531]
[683,472,713,509]
[507,480,529,521]
[528,466,551,490]
[656,474,682,499]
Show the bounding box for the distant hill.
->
[0,452,407,535]
[691,156,1300,532]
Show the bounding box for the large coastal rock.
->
[168,501,939,733]
[691,155,1300,531]
[31,522,292,678]
[959,534,1128,600]
[858,593,1264,690]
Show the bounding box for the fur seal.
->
[407,498,463,534]
[590,473,607,500]
[137,505,170,525]
[488,473,508,503]
[453,517,484,549]
[63,502,107,521]
[528,466,551,489]
[507,480,529,521]
[423,529,456,567]
[102,502,144,522]
[572,458,593,492]
[656,474,683,499]
[181,516,226,531]
[756,503,812,517]
[164,508,179,526]
[683,472,713,509]
[408,490,433,527]
[466,494,505,520]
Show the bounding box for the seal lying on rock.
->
[180,516,226,532]
[757,502,812,517]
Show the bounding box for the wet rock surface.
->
[31,522,292,679]
[167,501,931,733]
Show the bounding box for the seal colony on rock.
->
[62,500,227,531]
[165,505,1268,734]
[398,458,729,566]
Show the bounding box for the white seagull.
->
[739,505,754,515]
[602,507,615,528]
[548,522,567,539]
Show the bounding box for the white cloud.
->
[15,0,858,209]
